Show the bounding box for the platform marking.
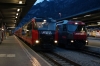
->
[0,54,15,57]
[0,54,6,57]
[7,54,15,57]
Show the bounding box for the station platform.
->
[87,37,100,47]
[0,35,51,66]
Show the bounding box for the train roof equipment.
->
[57,20,85,25]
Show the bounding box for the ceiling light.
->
[16,13,18,15]
[85,14,91,16]
[8,27,15,28]
[97,22,100,24]
[16,17,17,18]
[17,9,20,12]
[19,1,23,4]
[98,23,100,25]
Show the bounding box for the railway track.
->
[79,49,100,58]
[38,52,81,66]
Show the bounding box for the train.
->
[56,20,88,49]
[14,18,58,51]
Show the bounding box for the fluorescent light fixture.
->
[73,18,77,19]
[8,27,15,28]
[97,22,100,25]
[85,14,91,16]
[84,16,87,17]
[97,22,100,24]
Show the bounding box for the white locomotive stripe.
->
[14,36,41,66]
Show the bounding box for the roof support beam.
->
[0,3,26,8]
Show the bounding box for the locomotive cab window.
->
[36,21,56,30]
[67,24,86,32]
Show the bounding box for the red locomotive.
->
[14,18,58,50]
[56,20,88,49]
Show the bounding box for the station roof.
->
[0,0,36,30]
[57,0,100,26]
[57,8,100,25]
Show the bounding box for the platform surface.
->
[0,35,51,66]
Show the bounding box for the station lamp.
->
[17,9,20,12]
[19,1,23,4]
[16,13,18,16]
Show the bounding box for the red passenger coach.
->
[15,18,58,51]
[56,20,88,49]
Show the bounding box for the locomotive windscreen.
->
[36,21,56,30]
[67,25,86,32]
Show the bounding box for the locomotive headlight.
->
[86,40,88,43]
[71,40,74,43]
[54,40,58,43]
[35,40,39,43]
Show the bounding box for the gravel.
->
[54,48,100,66]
